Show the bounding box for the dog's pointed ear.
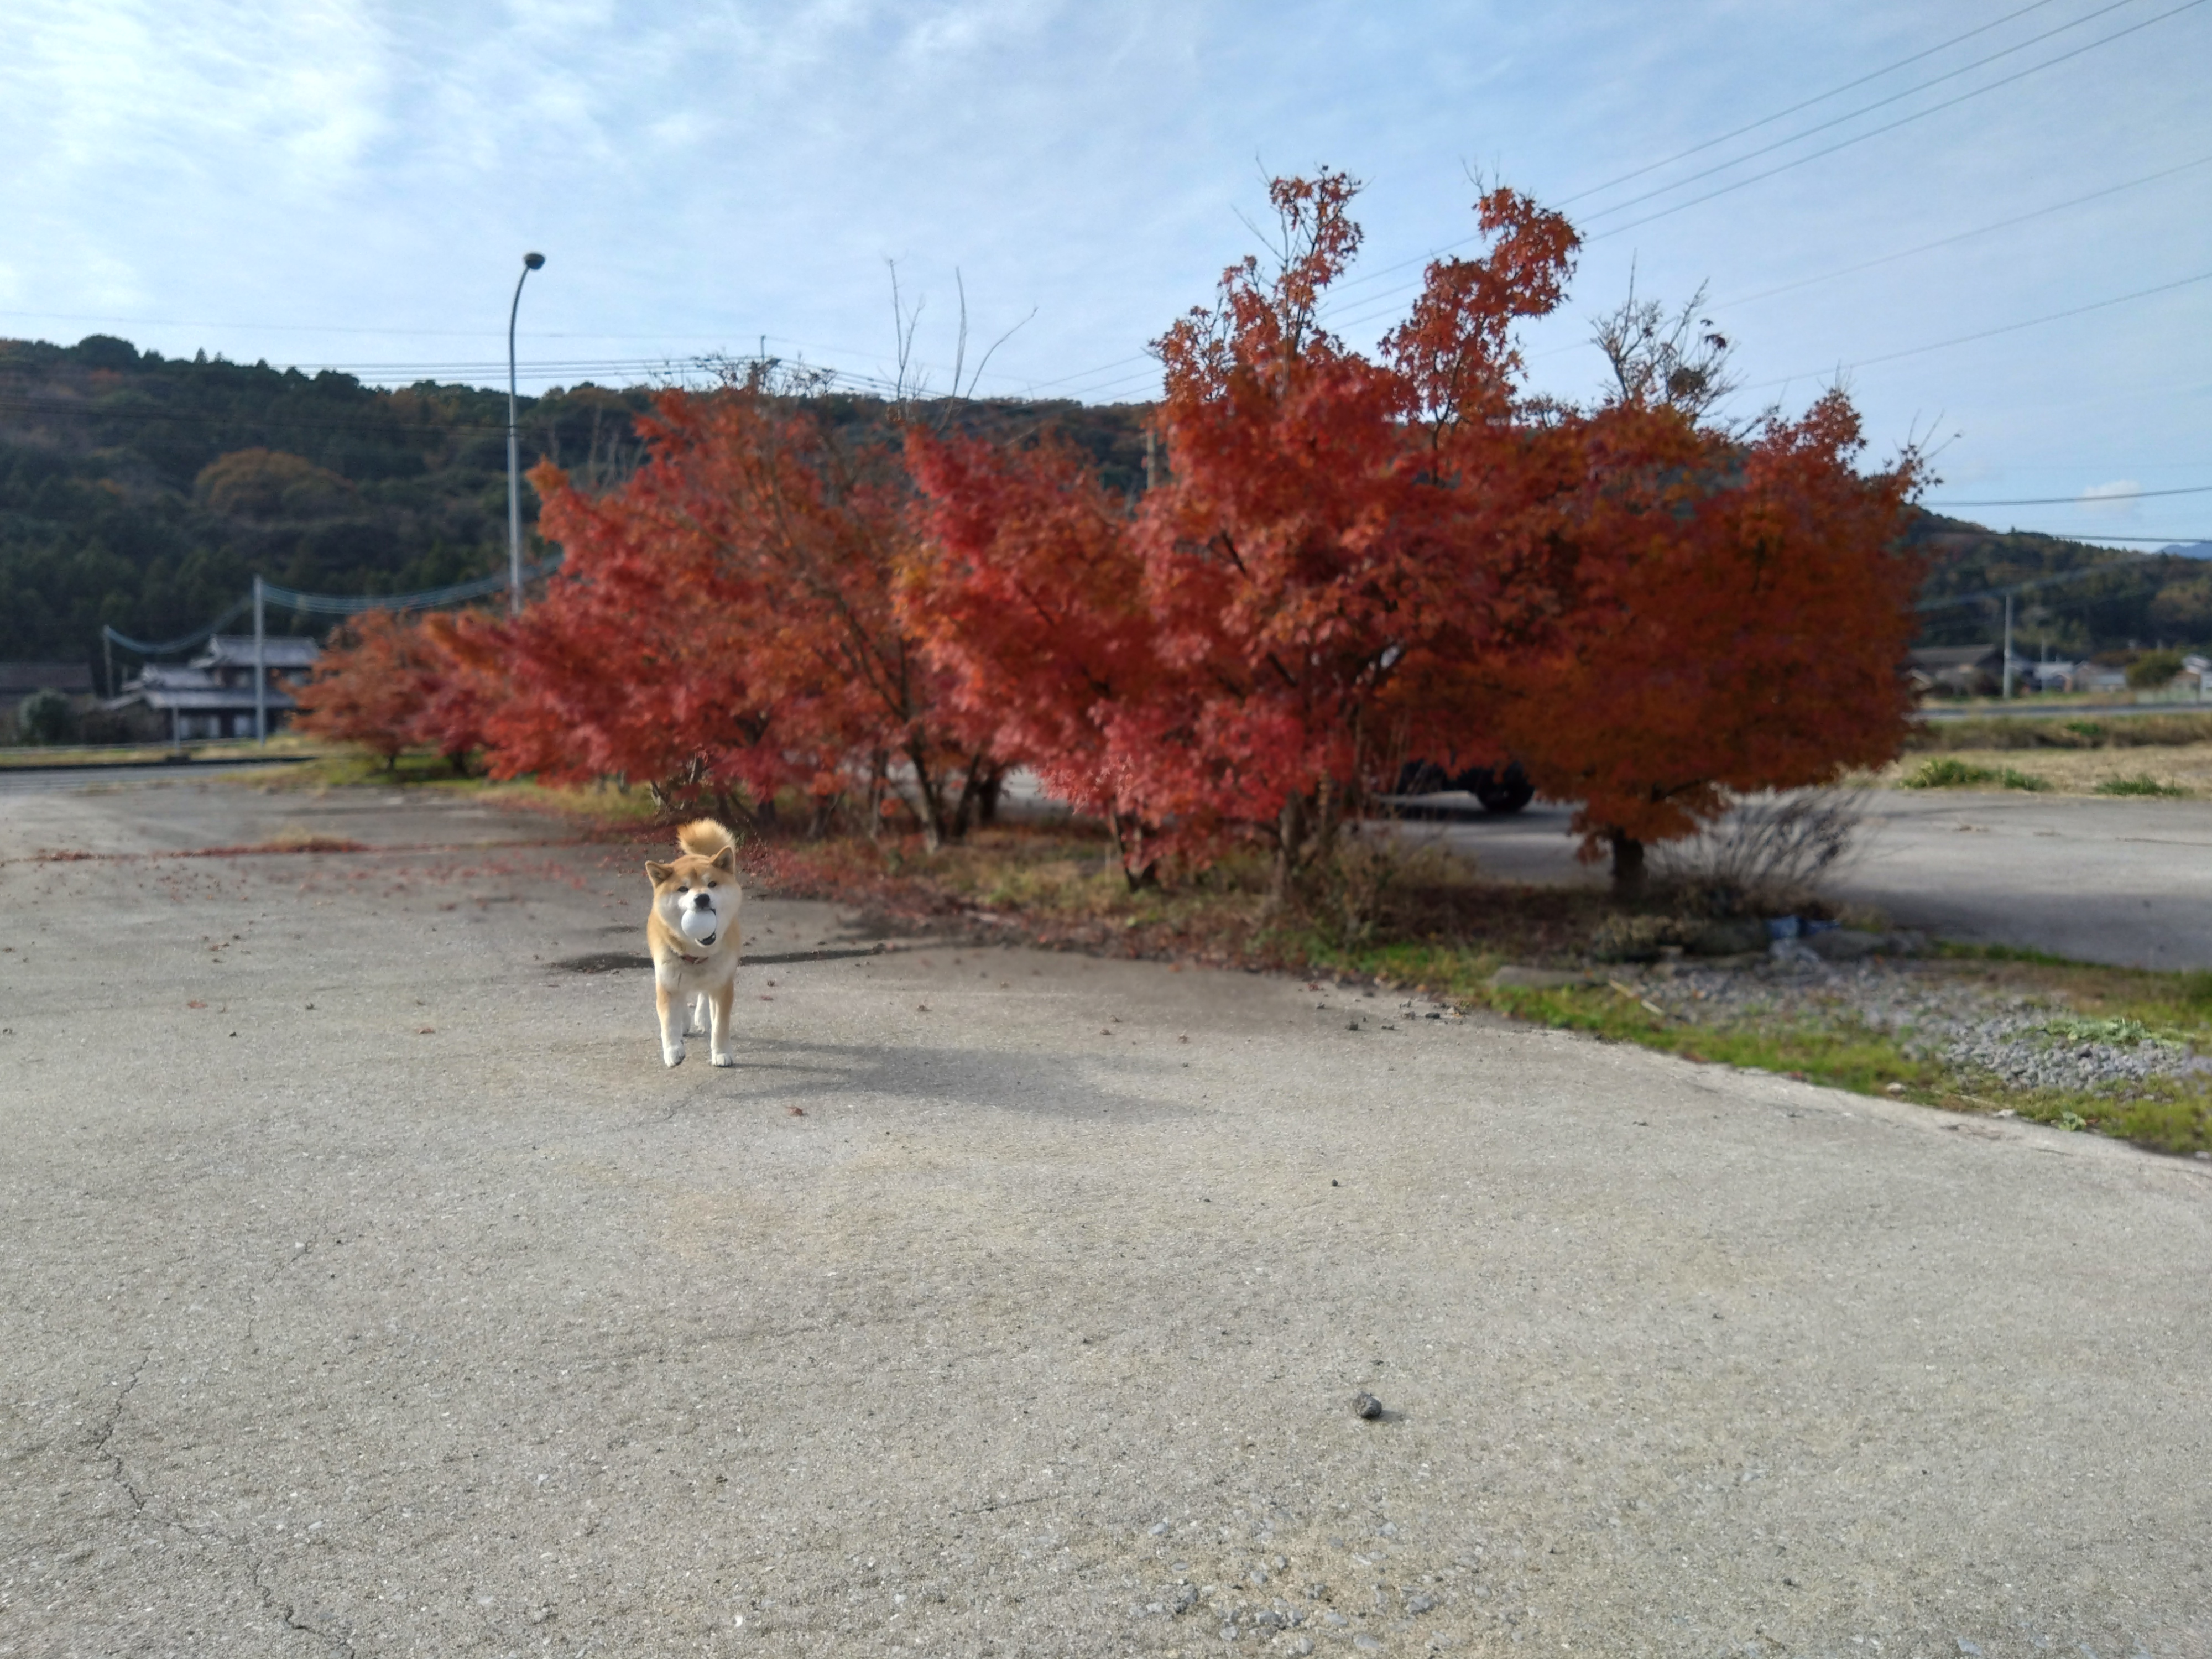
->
[645,860,673,885]
[711,844,738,873]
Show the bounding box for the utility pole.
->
[253,573,267,744]
[2001,592,2013,700]
[508,252,546,616]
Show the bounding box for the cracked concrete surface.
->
[2,777,2210,1657]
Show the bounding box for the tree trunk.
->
[1609,830,1646,901]
[1270,791,1310,906]
[864,751,890,843]
[905,737,955,853]
[946,752,994,842]
[1109,812,1158,891]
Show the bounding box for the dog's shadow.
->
[554,946,883,974]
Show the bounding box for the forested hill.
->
[0,334,1150,678]
[1905,514,2210,657]
[2,332,2203,677]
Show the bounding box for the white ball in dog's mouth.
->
[679,907,718,942]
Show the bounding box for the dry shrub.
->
[1651,787,1866,918]
[1304,830,1479,949]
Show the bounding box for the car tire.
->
[1473,762,1535,815]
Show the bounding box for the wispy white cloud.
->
[0,0,2205,539]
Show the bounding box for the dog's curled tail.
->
[677,818,737,859]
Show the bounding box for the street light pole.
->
[507,252,546,617]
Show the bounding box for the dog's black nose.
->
[692,893,713,908]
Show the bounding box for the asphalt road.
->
[1409,792,2212,972]
[3,778,2209,1657]
[0,758,314,795]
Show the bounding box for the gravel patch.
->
[1616,951,2208,1094]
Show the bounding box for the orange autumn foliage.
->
[290,609,441,766]
[506,385,995,842]
[1491,392,1922,868]
[299,174,1923,894]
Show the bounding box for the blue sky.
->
[3,0,2207,547]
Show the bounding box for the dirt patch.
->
[1875,741,2212,795]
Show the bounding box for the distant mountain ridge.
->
[0,331,2202,676]
[0,334,1149,679]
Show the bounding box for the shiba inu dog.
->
[644,819,743,1067]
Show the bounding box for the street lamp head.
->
[523,251,545,270]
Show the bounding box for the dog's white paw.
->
[663,1043,686,1067]
[685,1021,707,1037]
[711,1049,737,1068]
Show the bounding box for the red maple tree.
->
[1122,173,1582,890]
[1489,391,1923,888]
[299,178,1921,902]
[514,382,995,844]
[290,609,440,767]
[902,427,1168,877]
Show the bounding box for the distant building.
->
[107,634,320,742]
[0,660,95,731]
[1906,645,2002,697]
[2064,662,2130,695]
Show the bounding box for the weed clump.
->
[2094,775,2189,797]
[1901,757,2048,791]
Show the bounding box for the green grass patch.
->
[1484,981,1936,1095]
[1934,940,2090,968]
[2094,775,2190,797]
[1295,934,2212,1159]
[1979,1082,2212,1156]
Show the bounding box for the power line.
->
[1712,153,2212,310]
[1314,0,2183,320]
[1584,0,2205,243]
[1313,0,2205,341]
[1929,483,2212,506]
[263,560,561,617]
[100,597,255,658]
[102,561,564,657]
[1559,0,2072,206]
[1741,265,2212,390]
[1576,0,2149,225]
[1965,531,2212,541]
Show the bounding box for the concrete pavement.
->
[1407,792,2212,972]
[2,778,2209,1657]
